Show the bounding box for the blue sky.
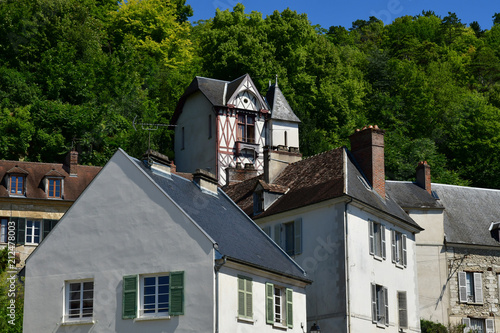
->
[186,0,498,30]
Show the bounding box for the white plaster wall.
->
[256,200,348,332]
[410,209,449,325]
[24,150,216,333]
[175,91,217,174]
[268,120,299,148]
[218,266,307,333]
[347,204,421,332]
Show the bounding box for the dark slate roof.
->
[225,147,421,231]
[432,184,500,247]
[0,158,101,201]
[266,84,301,123]
[129,154,309,282]
[385,181,443,209]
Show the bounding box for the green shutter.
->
[42,219,57,240]
[170,271,184,315]
[266,283,274,324]
[238,276,252,318]
[122,275,137,319]
[238,277,245,317]
[286,288,293,328]
[16,218,25,245]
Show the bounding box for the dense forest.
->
[1,0,500,188]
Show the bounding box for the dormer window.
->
[237,114,255,143]
[254,191,264,215]
[48,178,62,198]
[10,175,25,195]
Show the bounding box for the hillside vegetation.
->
[1,0,499,188]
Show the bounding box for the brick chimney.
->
[193,169,218,194]
[65,149,79,177]
[263,146,302,184]
[416,161,431,194]
[225,163,258,186]
[349,125,386,198]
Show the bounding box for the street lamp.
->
[310,323,321,333]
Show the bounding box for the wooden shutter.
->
[486,318,495,333]
[369,221,375,255]
[371,283,377,323]
[294,218,302,255]
[286,288,293,328]
[462,318,471,333]
[381,225,386,259]
[274,224,281,248]
[266,283,274,324]
[391,230,396,263]
[398,291,408,329]
[170,271,184,315]
[238,276,252,318]
[238,277,245,317]
[245,278,252,318]
[122,275,137,319]
[42,219,57,240]
[474,272,483,303]
[15,218,25,245]
[383,287,389,326]
[458,272,467,303]
[402,234,407,267]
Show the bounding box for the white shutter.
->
[294,218,302,255]
[458,272,467,303]
[486,318,495,333]
[371,283,377,323]
[369,221,374,255]
[462,318,471,333]
[383,287,389,326]
[474,272,483,303]
[391,230,396,263]
[381,225,386,259]
[402,234,407,267]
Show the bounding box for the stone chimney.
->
[225,163,258,186]
[349,125,386,198]
[416,161,431,194]
[65,149,79,177]
[193,169,218,194]
[263,146,302,184]
[143,150,172,176]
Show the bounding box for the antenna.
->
[132,116,176,163]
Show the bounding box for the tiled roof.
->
[0,159,101,201]
[130,154,309,282]
[266,84,301,123]
[386,181,443,209]
[225,148,420,230]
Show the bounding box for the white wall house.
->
[173,74,300,186]
[23,149,310,333]
[226,126,423,332]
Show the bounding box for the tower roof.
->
[266,84,300,123]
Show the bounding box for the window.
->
[65,280,94,322]
[0,218,7,243]
[369,220,386,259]
[458,272,483,304]
[9,175,24,195]
[398,291,408,329]
[25,220,41,244]
[462,318,495,333]
[266,283,293,328]
[238,276,253,320]
[371,283,388,326]
[48,178,62,198]
[253,191,264,214]
[12,218,58,245]
[273,219,302,256]
[391,230,407,267]
[122,271,184,319]
[237,114,255,143]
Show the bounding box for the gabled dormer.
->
[43,169,65,199]
[226,74,268,112]
[6,166,29,197]
[253,180,288,215]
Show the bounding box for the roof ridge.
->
[290,146,344,165]
[433,183,500,192]
[195,76,229,83]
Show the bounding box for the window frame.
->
[369,220,386,260]
[398,291,408,329]
[266,283,293,329]
[9,174,25,196]
[237,114,256,143]
[273,219,302,256]
[371,283,389,327]
[0,218,7,243]
[462,317,495,333]
[391,230,407,267]
[64,279,94,323]
[458,271,483,304]
[139,274,170,318]
[25,220,41,245]
[47,177,63,199]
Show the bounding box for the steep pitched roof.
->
[128,153,309,282]
[385,181,443,209]
[0,159,101,201]
[432,184,500,247]
[225,147,421,230]
[266,84,300,123]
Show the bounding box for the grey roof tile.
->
[266,84,300,122]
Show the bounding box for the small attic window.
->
[431,190,440,200]
[253,191,264,215]
[357,175,371,191]
[489,222,500,242]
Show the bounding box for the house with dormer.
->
[225,126,423,333]
[172,74,300,186]
[0,150,101,266]
[23,148,310,333]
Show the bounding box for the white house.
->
[172,74,300,186]
[23,149,310,333]
[225,126,423,332]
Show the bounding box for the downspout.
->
[214,254,227,333]
[344,197,353,333]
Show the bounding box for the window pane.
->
[144,277,155,286]
[158,276,169,285]
[144,286,155,295]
